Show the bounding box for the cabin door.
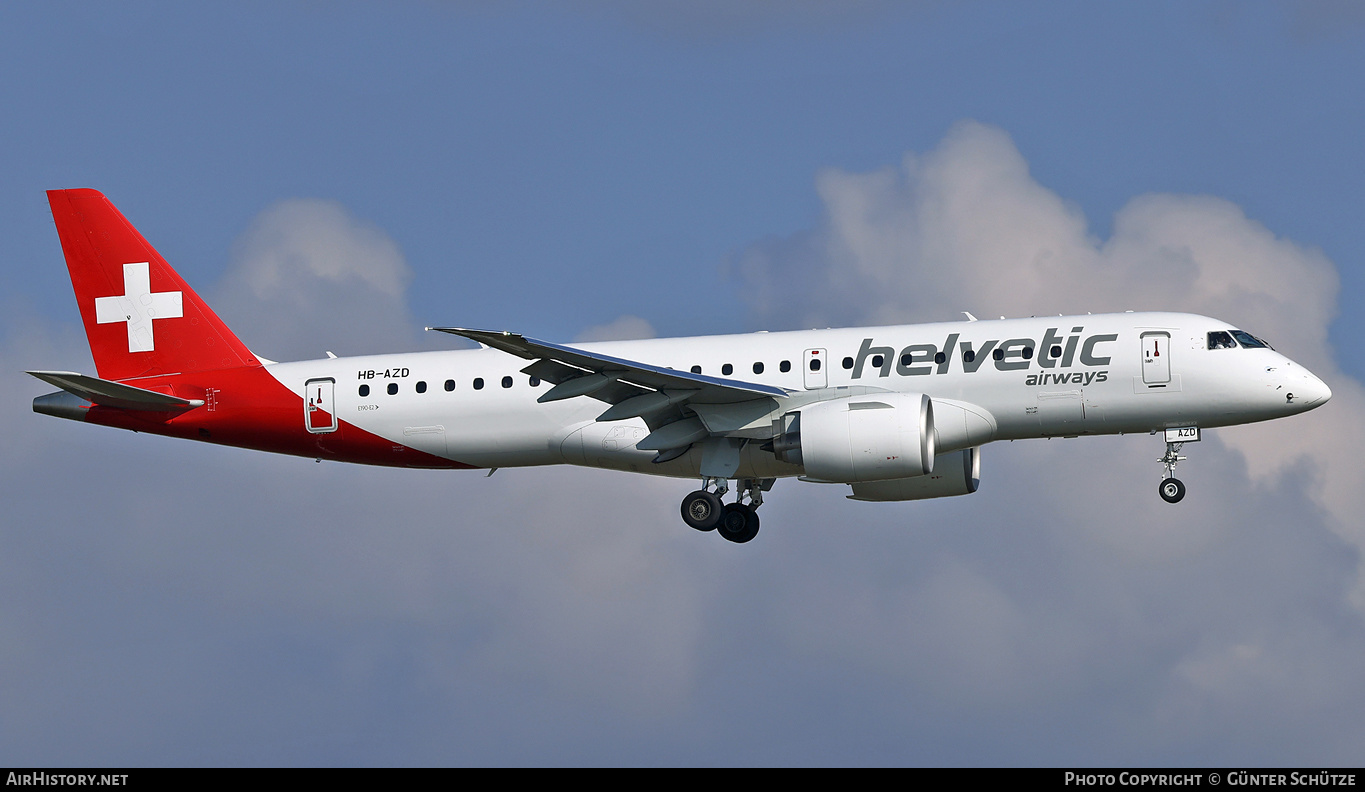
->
[305,378,338,434]
[1141,332,1171,385]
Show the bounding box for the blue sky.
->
[8,2,1365,356]
[4,1,1365,766]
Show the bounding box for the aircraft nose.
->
[1294,369,1332,408]
[1307,373,1332,405]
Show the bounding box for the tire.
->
[717,503,760,544]
[1159,478,1186,504]
[681,490,722,531]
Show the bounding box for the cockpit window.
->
[1208,331,1236,350]
[1231,330,1272,350]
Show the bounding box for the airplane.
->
[29,189,1333,543]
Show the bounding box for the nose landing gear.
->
[1158,440,1187,503]
[681,478,769,543]
[1159,476,1186,503]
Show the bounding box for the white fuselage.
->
[262,312,1332,479]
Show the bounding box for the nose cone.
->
[1297,369,1332,408]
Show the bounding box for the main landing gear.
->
[1158,441,1187,504]
[681,477,767,543]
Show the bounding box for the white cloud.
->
[575,314,657,342]
[737,119,1365,605]
[213,198,419,360]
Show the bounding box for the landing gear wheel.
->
[681,490,723,531]
[717,503,760,544]
[1159,478,1186,504]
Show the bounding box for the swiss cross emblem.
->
[94,262,184,353]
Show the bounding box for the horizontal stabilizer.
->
[27,370,203,412]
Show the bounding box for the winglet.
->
[431,327,528,356]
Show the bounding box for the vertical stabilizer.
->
[47,189,259,381]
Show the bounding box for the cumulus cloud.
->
[739,121,1339,340]
[575,314,657,342]
[708,121,1365,761]
[213,198,419,360]
[737,119,1365,605]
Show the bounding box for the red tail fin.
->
[47,189,259,381]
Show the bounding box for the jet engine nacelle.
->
[847,447,981,501]
[774,392,935,483]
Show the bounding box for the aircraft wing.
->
[428,327,788,426]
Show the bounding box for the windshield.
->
[1231,330,1272,349]
[1208,331,1236,350]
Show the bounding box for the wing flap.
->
[521,358,585,386]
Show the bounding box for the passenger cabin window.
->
[690,365,702,374]
[387,383,398,395]
[1050,345,1063,358]
[934,352,946,365]
[501,376,513,388]
[871,354,884,368]
[752,362,764,374]
[722,363,733,376]
[359,384,370,397]
[529,377,540,387]
[842,357,854,370]
[1208,331,1236,350]
[780,360,791,373]
[444,379,455,391]
[416,381,427,393]
[473,378,484,390]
